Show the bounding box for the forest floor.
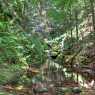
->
[0,66,95,95]
[0,82,95,95]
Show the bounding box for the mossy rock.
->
[0,64,25,85]
[34,88,48,93]
[71,87,82,94]
[56,87,72,95]
[60,87,72,93]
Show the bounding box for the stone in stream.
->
[72,87,82,94]
[33,87,48,94]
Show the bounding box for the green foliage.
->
[0,32,20,64]
[0,0,47,65]
[22,34,47,65]
[0,0,95,93]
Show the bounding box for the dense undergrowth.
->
[0,0,95,95]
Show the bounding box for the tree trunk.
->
[75,11,79,41]
[89,0,95,32]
